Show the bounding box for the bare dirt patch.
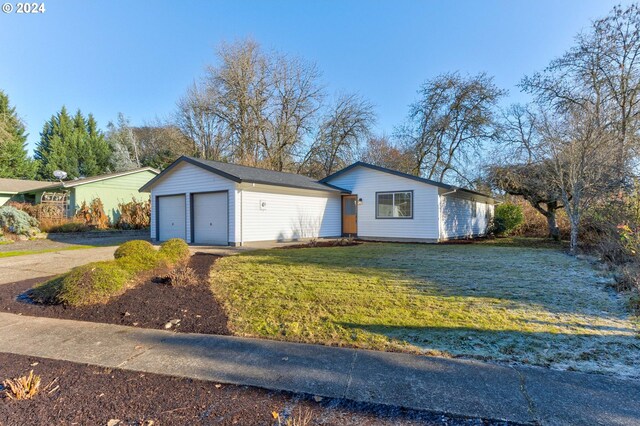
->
[0,254,229,335]
[0,353,507,426]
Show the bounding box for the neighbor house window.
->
[472,201,477,218]
[376,191,413,219]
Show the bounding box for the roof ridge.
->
[186,156,320,182]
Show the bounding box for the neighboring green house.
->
[0,168,159,222]
[0,178,55,207]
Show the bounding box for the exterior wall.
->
[439,192,494,240]
[148,162,236,243]
[0,194,12,206]
[71,170,157,222]
[237,183,341,243]
[325,167,440,240]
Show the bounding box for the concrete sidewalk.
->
[0,312,638,425]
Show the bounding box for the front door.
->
[342,195,357,236]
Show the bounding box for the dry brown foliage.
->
[3,370,41,400]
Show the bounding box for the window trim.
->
[375,190,414,219]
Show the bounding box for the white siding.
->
[148,162,236,243]
[439,192,494,239]
[238,183,341,242]
[325,167,440,240]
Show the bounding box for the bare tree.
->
[360,135,414,174]
[487,162,563,239]
[522,4,640,178]
[487,104,564,239]
[258,54,323,171]
[301,93,375,178]
[397,72,505,183]
[178,39,324,171]
[176,82,228,161]
[537,107,619,254]
[134,121,195,169]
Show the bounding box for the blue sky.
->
[0,0,632,153]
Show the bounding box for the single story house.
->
[140,156,496,245]
[1,167,159,221]
[0,178,56,206]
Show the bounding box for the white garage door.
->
[158,195,186,241]
[192,192,228,245]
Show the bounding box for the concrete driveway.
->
[0,246,119,285]
[0,238,319,286]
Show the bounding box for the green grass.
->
[211,242,640,377]
[0,245,97,258]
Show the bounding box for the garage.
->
[192,191,228,245]
[157,194,186,241]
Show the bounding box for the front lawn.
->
[211,243,640,377]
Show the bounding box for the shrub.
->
[615,263,640,292]
[29,275,64,304]
[509,197,570,238]
[116,198,150,230]
[45,221,90,233]
[76,198,110,229]
[159,238,190,266]
[166,265,198,287]
[114,240,161,273]
[0,206,39,236]
[55,261,131,306]
[491,203,523,236]
[3,370,41,400]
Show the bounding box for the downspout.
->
[239,188,243,247]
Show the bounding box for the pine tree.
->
[0,91,36,179]
[36,107,111,179]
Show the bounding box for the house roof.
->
[0,178,56,194]
[140,156,350,193]
[321,161,495,200]
[0,168,159,195]
[51,167,160,188]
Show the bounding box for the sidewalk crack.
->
[343,351,358,398]
[511,366,539,425]
[117,345,153,368]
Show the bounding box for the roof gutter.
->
[440,188,458,196]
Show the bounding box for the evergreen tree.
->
[36,107,111,179]
[0,91,36,179]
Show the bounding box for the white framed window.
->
[376,191,413,219]
[472,201,477,218]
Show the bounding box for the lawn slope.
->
[211,243,640,377]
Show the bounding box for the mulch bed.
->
[0,253,229,335]
[0,353,506,425]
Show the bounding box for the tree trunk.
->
[545,205,560,241]
[568,216,579,255]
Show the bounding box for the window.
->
[472,201,477,218]
[376,191,413,219]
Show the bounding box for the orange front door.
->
[342,195,357,235]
